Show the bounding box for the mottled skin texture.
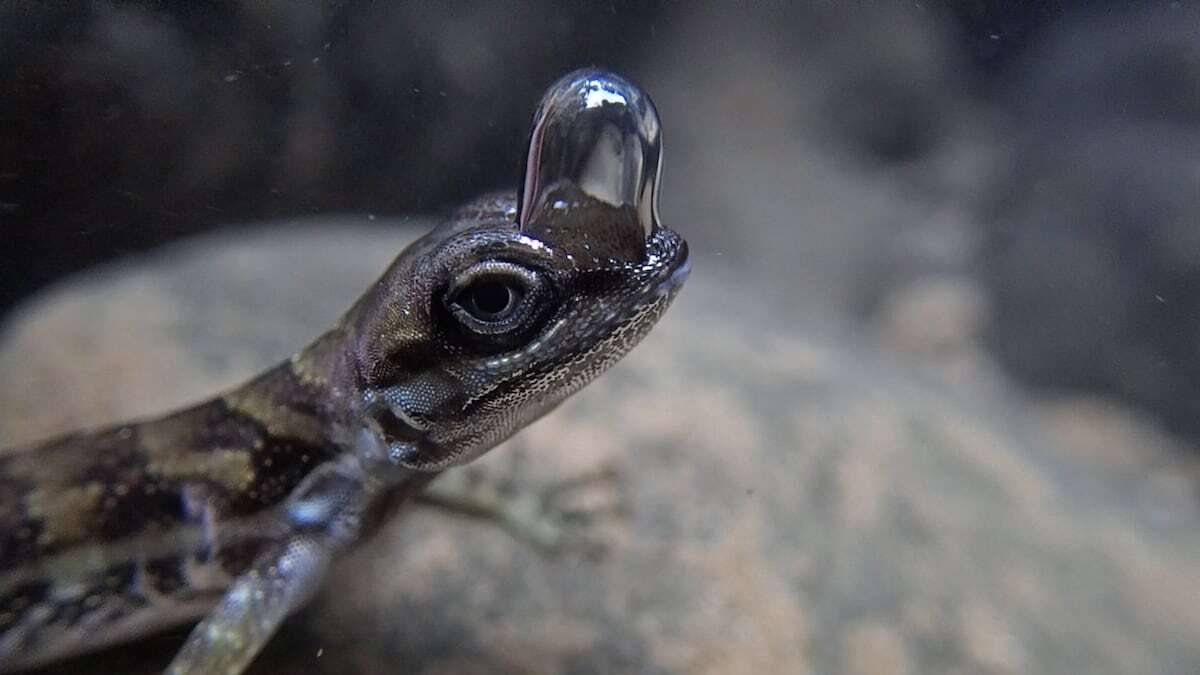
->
[0,192,688,673]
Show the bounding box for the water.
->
[2,4,1198,674]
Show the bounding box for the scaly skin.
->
[0,69,688,674]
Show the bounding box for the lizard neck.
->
[286,322,365,435]
[234,333,439,543]
[284,320,428,490]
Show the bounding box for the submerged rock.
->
[2,221,1197,674]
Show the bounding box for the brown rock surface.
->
[3,222,1198,674]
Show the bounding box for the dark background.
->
[3,1,1200,451]
[0,1,1103,309]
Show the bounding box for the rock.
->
[873,274,998,390]
[3,222,1198,674]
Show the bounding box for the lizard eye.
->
[460,279,521,321]
[445,261,550,340]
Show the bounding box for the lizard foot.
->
[417,449,625,558]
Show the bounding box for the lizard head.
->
[349,69,689,472]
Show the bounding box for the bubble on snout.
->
[517,69,663,263]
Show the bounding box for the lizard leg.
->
[418,453,624,555]
[165,535,331,675]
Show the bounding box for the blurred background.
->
[3,1,1200,453]
[2,2,1200,673]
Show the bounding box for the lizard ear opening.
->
[516,69,663,263]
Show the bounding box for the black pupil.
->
[467,281,515,318]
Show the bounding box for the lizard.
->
[0,68,690,674]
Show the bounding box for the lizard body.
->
[0,69,688,673]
